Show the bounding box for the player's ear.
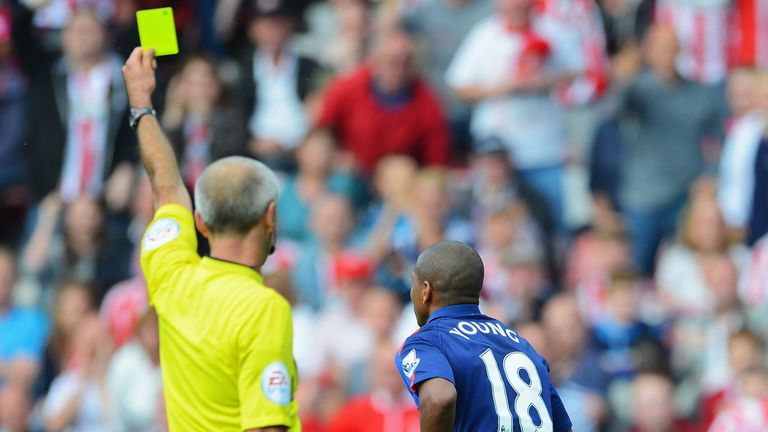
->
[423,280,433,304]
[194,210,210,239]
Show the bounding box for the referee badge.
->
[143,218,180,251]
[262,361,292,405]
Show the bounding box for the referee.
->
[122,48,299,432]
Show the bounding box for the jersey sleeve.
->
[237,295,298,430]
[395,332,454,406]
[139,204,199,305]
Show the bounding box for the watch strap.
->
[130,107,157,130]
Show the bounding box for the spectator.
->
[596,0,654,58]
[488,244,554,325]
[20,195,132,306]
[729,0,768,69]
[277,129,366,243]
[328,342,419,432]
[317,28,450,172]
[708,367,768,432]
[0,4,26,192]
[446,0,583,229]
[543,293,609,432]
[402,0,494,158]
[476,204,541,301]
[746,73,768,245]
[0,380,32,432]
[344,288,402,394]
[295,0,372,74]
[20,0,113,32]
[629,373,695,432]
[656,185,746,318]
[12,6,136,209]
[99,277,149,349]
[292,195,363,310]
[740,231,768,326]
[462,138,559,282]
[655,0,729,84]
[537,0,610,107]
[592,268,661,378]
[700,330,765,430]
[41,314,111,432]
[387,168,474,268]
[565,228,632,323]
[238,0,323,168]
[363,155,418,260]
[718,68,764,240]
[0,248,49,388]
[161,56,248,190]
[310,283,383,383]
[106,308,164,432]
[618,25,727,274]
[36,281,96,399]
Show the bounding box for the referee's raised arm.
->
[122,47,192,211]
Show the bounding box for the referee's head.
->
[193,156,279,267]
[411,241,484,326]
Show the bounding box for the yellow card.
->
[136,7,179,57]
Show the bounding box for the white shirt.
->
[106,341,163,432]
[446,16,583,169]
[42,371,108,432]
[60,60,114,202]
[718,111,766,228]
[249,50,309,149]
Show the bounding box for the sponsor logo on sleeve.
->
[401,349,421,378]
[261,361,292,405]
[142,218,180,251]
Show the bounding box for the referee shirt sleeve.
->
[238,295,297,430]
[139,204,199,304]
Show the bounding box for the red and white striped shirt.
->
[656,0,729,83]
[728,0,768,68]
[709,397,768,432]
[536,0,610,105]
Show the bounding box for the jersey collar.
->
[427,304,482,323]
[201,256,264,283]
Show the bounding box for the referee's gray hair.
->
[194,156,279,235]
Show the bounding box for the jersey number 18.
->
[480,349,554,432]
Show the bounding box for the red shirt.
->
[318,66,450,172]
[327,393,420,432]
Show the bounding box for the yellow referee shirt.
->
[140,204,300,431]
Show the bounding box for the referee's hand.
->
[122,47,157,109]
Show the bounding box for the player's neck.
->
[429,300,479,317]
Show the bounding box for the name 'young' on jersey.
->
[395,304,572,432]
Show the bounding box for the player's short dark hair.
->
[415,241,484,304]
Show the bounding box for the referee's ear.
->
[194,210,210,239]
[264,201,277,233]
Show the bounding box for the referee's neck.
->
[209,236,266,273]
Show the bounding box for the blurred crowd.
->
[1,0,768,431]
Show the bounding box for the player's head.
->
[194,156,279,265]
[411,241,484,326]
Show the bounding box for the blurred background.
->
[0,0,767,431]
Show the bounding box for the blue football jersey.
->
[395,304,572,432]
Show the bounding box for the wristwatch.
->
[129,107,157,130]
